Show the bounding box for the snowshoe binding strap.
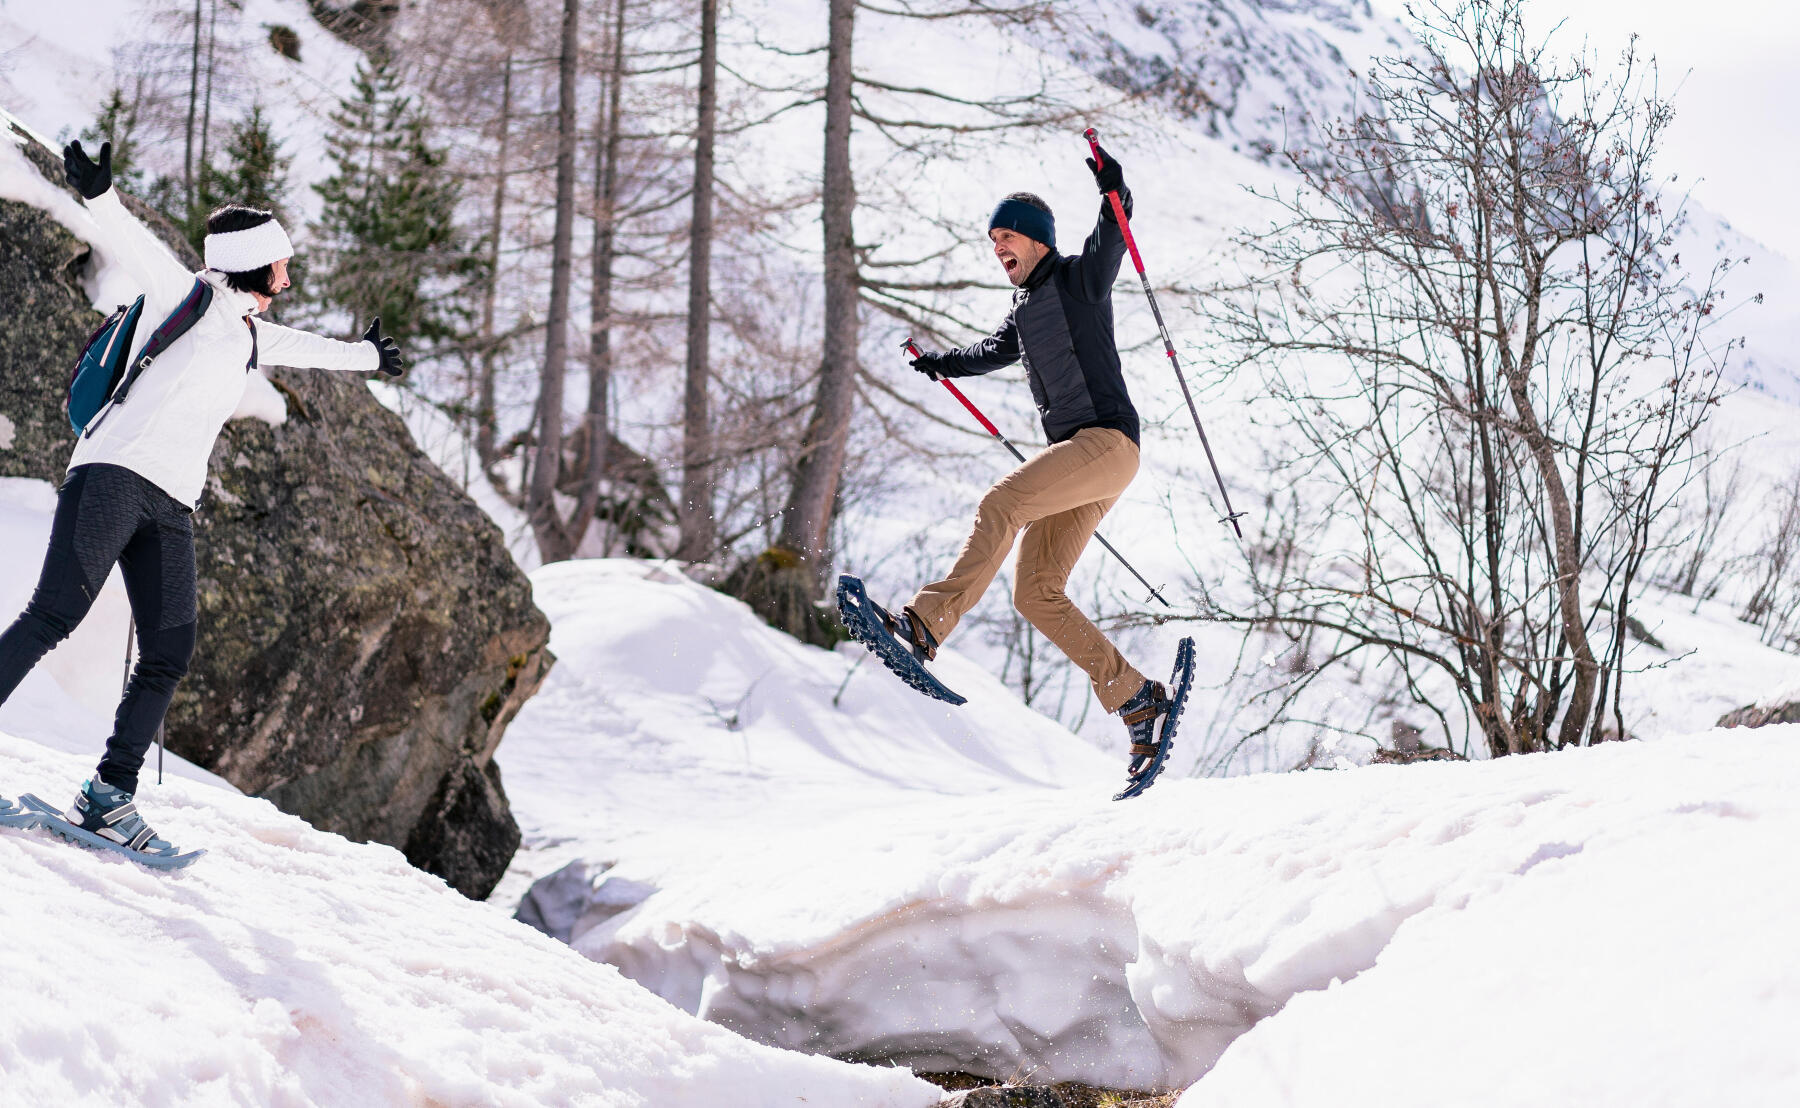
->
[1120,684,1170,728]
[69,781,180,857]
[884,604,939,663]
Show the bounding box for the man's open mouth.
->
[1003,257,1018,272]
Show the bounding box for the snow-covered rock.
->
[0,730,941,1107]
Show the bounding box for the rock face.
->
[0,127,550,898]
[1717,702,1800,730]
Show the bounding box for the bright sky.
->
[1370,1,1800,261]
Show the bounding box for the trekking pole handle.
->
[903,338,1011,447]
[1083,126,1148,274]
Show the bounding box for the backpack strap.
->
[82,278,215,439]
[110,278,214,407]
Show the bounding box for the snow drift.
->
[579,729,1800,1095]
[500,566,1800,1098]
[0,730,940,1106]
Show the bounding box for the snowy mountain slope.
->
[0,730,941,1107]
[0,0,373,233]
[1063,0,1410,159]
[1177,783,1800,1107]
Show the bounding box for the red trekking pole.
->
[903,338,1172,609]
[1085,127,1246,540]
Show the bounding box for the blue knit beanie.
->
[988,197,1055,251]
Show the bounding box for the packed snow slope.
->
[491,558,1114,908]
[0,731,941,1107]
[500,561,1800,1100]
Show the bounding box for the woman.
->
[0,139,404,859]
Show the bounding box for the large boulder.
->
[0,124,550,898]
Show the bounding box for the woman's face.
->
[254,257,291,311]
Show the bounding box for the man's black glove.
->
[1086,143,1125,196]
[362,317,405,377]
[909,350,945,379]
[63,140,112,200]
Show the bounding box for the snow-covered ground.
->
[497,559,1800,1101]
[489,557,1115,910]
[0,732,940,1106]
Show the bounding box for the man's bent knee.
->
[1013,579,1069,627]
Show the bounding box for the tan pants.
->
[908,427,1147,713]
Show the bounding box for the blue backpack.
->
[68,278,213,435]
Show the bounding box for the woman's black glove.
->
[909,350,945,379]
[362,317,405,377]
[63,140,112,200]
[1086,143,1125,195]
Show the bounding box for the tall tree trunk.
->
[475,48,514,474]
[199,0,216,193]
[587,0,628,555]
[677,0,719,562]
[185,0,202,212]
[777,0,858,582]
[527,0,583,562]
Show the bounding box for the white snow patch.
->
[0,732,941,1107]
[491,558,1114,908]
[580,730,1800,1095]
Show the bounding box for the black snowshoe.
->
[1114,636,1196,801]
[836,574,967,706]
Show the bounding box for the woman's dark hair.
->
[1006,191,1053,218]
[205,204,279,295]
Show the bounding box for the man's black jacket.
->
[933,197,1140,446]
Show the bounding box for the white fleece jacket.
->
[68,189,379,508]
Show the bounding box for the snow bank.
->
[0,731,940,1107]
[490,558,1115,907]
[570,727,1800,1098]
[1177,780,1800,1107]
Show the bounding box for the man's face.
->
[990,228,1048,287]
[254,257,291,311]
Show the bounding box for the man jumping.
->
[892,144,1178,784]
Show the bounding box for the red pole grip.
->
[1082,126,1147,273]
[903,338,1005,440]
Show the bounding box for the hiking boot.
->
[881,604,939,662]
[1118,679,1172,777]
[65,778,180,857]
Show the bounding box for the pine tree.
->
[310,55,483,352]
[192,103,292,252]
[80,86,148,194]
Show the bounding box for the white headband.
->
[203,218,294,273]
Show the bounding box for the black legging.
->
[0,463,197,795]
